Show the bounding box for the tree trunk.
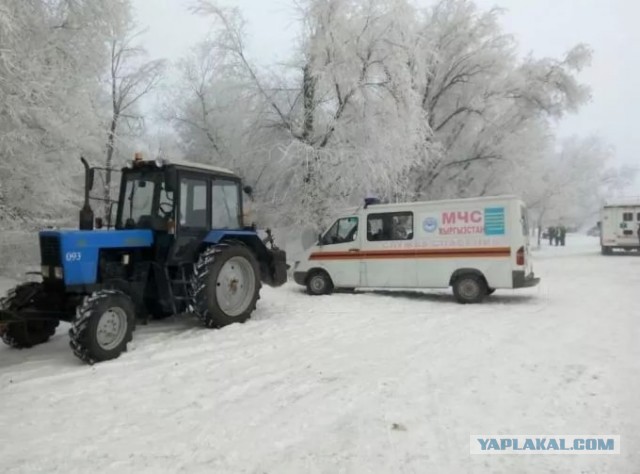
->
[537,223,542,248]
[301,63,316,144]
[104,113,118,223]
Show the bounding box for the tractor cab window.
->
[121,175,156,227]
[158,179,174,219]
[180,178,208,228]
[212,180,241,229]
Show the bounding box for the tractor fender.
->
[202,230,287,287]
[202,230,269,260]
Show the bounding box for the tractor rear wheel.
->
[69,290,135,364]
[1,282,59,348]
[191,245,261,328]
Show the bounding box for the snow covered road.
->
[0,236,638,473]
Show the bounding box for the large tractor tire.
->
[0,282,59,348]
[191,244,261,328]
[69,290,135,364]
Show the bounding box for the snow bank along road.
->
[0,236,638,473]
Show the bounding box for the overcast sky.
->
[134,0,639,178]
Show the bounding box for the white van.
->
[599,201,640,254]
[293,195,539,303]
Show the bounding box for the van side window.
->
[637,213,640,221]
[321,217,358,245]
[623,212,633,222]
[367,212,413,241]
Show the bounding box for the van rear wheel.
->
[452,274,487,304]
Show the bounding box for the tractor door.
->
[167,173,210,265]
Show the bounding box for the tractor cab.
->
[115,157,246,233]
[111,157,252,266]
[0,155,287,365]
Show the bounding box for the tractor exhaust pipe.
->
[79,157,94,231]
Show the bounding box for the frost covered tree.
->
[0,0,132,224]
[103,6,165,216]
[406,0,592,201]
[523,135,621,244]
[167,0,617,230]
[172,0,431,227]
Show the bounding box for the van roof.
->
[337,194,522,215]
[603,197,640,208]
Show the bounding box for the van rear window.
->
[520,206,529,236]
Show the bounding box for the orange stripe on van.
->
[309,247,511,261]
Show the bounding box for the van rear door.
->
[614,207,639,246]
[519,203,533,275]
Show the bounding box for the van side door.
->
[310,216,361,288]
[361,211,416,288]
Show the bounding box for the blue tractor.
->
[0,155,288,363]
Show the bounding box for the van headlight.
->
[54,267,64,279]
[41,265,50,278]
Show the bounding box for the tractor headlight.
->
[41,265,50,278]
[54,267,64,279]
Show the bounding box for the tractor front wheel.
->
[191,245,261,328]
[69,290,135,364]
[1,282,59,348]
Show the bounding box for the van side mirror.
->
[318,233,323,246]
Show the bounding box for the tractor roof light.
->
[133,152,144,167]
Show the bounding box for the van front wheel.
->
[452,274,487,304]
[306,271,333,296]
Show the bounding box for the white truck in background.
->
[599,200,640,254]
[293,195,540,304]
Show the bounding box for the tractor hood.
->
[39,229,154,286]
